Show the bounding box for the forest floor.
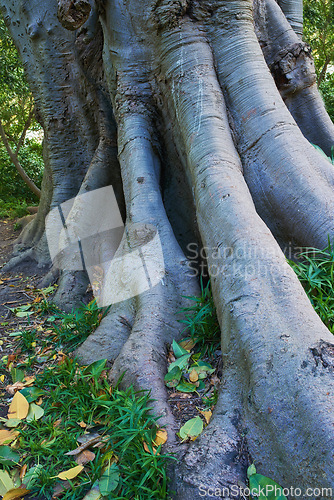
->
[0,218,222,499]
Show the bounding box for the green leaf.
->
[188,364,215,379]
[164,366,182,388]
[0,447,20,466]
[16,311,34,318]
[247,464,257,478]
[178,416,203,441]
[26,403,44,422]
[168,353,191,373]
[84,359,107,381]
[83,483,103,499]
[172,340,189,358]
[176,381,197,393]
[4,419,21,428]
[19,387,44,403]
[10,367,24,383]
[99,464,120,495]
[0,470,15,496]
[249,473,288,500]
[21,464,43,488]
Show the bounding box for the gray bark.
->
[1,0,334,497]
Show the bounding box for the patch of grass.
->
[289,238,334,333]
[52,300,107,350]
[179,279,220,356]
[16,358,171,499]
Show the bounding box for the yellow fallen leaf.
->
[179,339,196,351]
[78,421,87,428]
[199,409,212,424]
[143,442,158,455]
[189,369,199,383]
[54,465,84,480]
[19,464,27,481]
[0,374,5,383]
[153,429,167,447]
[3,488,31,500]
[7,392,29,420]
[23,376,35,386]
[0,429,19,445]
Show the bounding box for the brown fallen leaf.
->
[7,392,29,420]
[6,382,25,395]
[75,449,95,465]
[154,429,167,447]
[0,429,19,445]
[19,464,27,481]
[198,409,212,424]
[189,369,199,383]
[143,442,158,455]
[52,480,71,498]
[179,339,196,351]
[2,488,30,500]
[23,376,35,386]
[65,435,105,455]
[78,421,87,428]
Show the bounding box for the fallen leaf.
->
[21,465,43,488]
[172,339,189,358]
[0,375,5,383]
[98,464,120,495]
[78,421,87,428]
[198,409,212,424]
[6,382,25,395]
[54,465,84,481]
[154,429,167,446]
[66,434,104,455]
[2,488,30,500]
[23,376,35,386]
[143,442,158,455]
[52,481,71,498]
[179,339,196,351]
[82,483,102,499]
[8,392,29,420]
[0,430,19,445]
[0,470,15,496]
[26,403,44,422]
[189,369,199,383]
[4,419,22,428]
[0,446,20,466]
[75,450,95,465]
[178,416,203,441]
[19,464,27,481]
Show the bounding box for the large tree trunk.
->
[1,0,334,497]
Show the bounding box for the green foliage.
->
[0,198,30,218]
[0,140,43,204]
[0,14,43,204]
[289,239,334,333]
[17,359,171,499]
[303,0,334,121]
[319,75,334,122]
[180,279,221,356]
[53,300,107,350]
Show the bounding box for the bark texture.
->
[1,0,334,497]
